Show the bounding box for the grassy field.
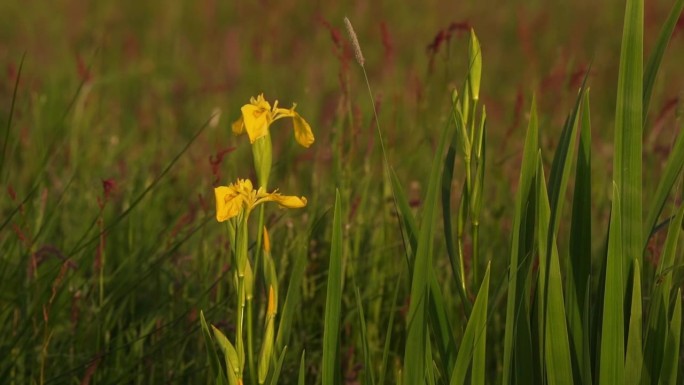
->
[2,0,684,384]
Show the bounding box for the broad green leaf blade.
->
[644,120,684,250]
[658,291,681,385]
[643,0,684,123]
[547,70,588,237]
[449,263,490,385]
[613,0,643,272]
[403,112,452,385]
[599,183,625,385]
[537,157,574,385]
[502,97,539,384]
[625,261,643,385]
[211,325,240,383]
[428,271,457,375]
[568,89,592,384]
[322,190,344,385]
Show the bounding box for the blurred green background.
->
[1,0,683,383]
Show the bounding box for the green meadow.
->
[2,0,684,383]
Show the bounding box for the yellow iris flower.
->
[214,178,307,222]
[232,94,315,148]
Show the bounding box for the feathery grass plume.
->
[344,17,365,67]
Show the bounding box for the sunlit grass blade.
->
[643,120,684,249]
[659,290,681,384]
[403,109,452,385]
[642,0,684,123]
[613,0,643,271]
[322,189,344,385]
[537,155,574,385]
[568,88,592,383]
[625,260,643,385]
[502,97,539,384]
[599,183,625,385]
[448,262,490,385]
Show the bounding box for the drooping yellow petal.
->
[215,185,244,222]
[262,192,308,209]
[292,112,315,148]
[241,104,272,143]
[232,116,245,135]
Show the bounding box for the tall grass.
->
[2,0,684,384]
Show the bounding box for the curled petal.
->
[241,104,271,143]
[215,186,244,222]
[292,113,315,148]
[267,193,308,209]
[232,116,245,135]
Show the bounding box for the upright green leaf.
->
[403,112,452,385]
[502,97,539,384]
[200,311,229,385]
[449,263,490,385]
[537,156,574,385]
[322,190,344,385]
[568,89,592,384]
[613,0,643,273]
[599,183,625,385]
[625,261,643,385]
[659,291,681,385]
[298,350,306,385]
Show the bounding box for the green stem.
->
[247,298,256,385]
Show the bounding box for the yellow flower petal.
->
[292,112,315,148]
[232,116,245,135]
[241,104,271,143]
[214,185,244,222]
[268,193,308,208]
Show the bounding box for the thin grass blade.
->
[658,290,681,385]
[322,190,344,385]
[642,0,684,123]
[644,120,684,249]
